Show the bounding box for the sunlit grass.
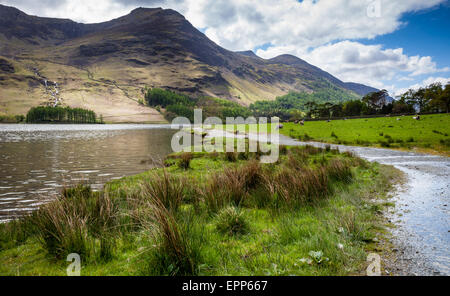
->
[0,146,400,276]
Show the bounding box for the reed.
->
[143,197,203,275]
[141,170,184,213]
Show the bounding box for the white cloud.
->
[394,76,450,96]
[2,0,445,47]
[257,41,449,91]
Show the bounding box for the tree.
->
[362,90,390,113]
[342,100,364,116]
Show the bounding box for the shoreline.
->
[0,145,398,276]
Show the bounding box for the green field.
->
[276,114,449,156]
[0,147,399,276]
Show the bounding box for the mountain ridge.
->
[0,5,378,122]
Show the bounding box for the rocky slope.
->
[0,4,377,122]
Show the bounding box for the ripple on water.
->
[0,125,176,223]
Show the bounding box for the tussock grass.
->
[141,170,184,213]
[141,198,203,276]
[215,206,250,236]
[0,145,401,276]
[178,152,193,170]
[31,185,118,260]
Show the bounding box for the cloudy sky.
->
[1,0,449,96]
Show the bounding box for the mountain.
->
[343,82,379,97]
[0,5,378,122]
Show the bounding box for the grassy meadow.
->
[281,114,450,156]
[220,114,450,156]
[0,144,399,276]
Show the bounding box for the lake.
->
[0,124,177,222]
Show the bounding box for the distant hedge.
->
[26,106,99,124]
[0,114,25,123]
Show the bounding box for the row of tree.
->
[26,106,99,123]
[398,82,449,113]
[145,88,251,122]
[251,82,449,120]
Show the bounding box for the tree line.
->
[26,106,100,124]
[145,88,251,122]
[251,82,449,121]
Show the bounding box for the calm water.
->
[0,124,176,222]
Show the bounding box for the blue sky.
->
[356,2,450,95]
[1,0,449,96]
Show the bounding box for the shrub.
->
[225,152,237,162]
[178,152,193,170]
[215,206,249,236]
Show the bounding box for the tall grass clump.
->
[269,166,329,209]
[178,152,193,170]
[31,185,118,260]
[215,206,249,236]
[141,170,185,213]
[143,198,203,276]
[0,219,34,251]
[33,199,93,259]
[324,159,353,183]
[225,152,237,162]
[201,161,263,213]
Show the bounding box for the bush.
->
[215,206,249,236]
[178,152,193,170]
[225,152,237,162]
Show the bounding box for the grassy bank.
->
[220,114,450,156]
[281,114,450,156]
[0,146,399,276]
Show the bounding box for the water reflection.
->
[0,124,176,222]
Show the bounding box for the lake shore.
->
[0,145,401,275]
